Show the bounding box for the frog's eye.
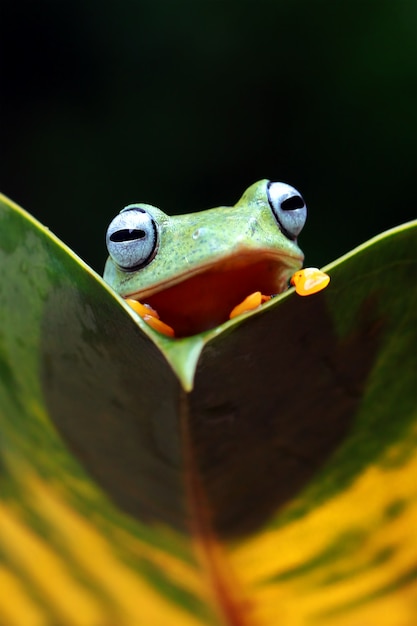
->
[106,208,158,270]
[267,182,307,240]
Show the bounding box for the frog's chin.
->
[126,255,302,338]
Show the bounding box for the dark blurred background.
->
[1,0,416,272]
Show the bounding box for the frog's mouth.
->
[126,253,300,338]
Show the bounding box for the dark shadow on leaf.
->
[41,286,190,533]
[189,292,383,538]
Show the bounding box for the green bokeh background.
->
[1,0,416,272]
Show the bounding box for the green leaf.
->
[0,192,416,626]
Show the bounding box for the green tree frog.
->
[104,180,329,337]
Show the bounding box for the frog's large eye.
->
[106,207,158,270]
[267,182,307,240]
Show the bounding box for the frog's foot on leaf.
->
[291,267,330,296]
[229,292,271,319]
[125,299,175,337]
[229,269,330,319]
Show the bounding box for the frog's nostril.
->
[281,196,305,211]
[110,229,146,243]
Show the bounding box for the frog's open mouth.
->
[126,253,299,338]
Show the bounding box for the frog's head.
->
[104,180,306,337]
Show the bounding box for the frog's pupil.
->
[110,229,146,242]
[281,196,305,211]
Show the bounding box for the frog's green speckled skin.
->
[104,180,304,298]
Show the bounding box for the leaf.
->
[0,191,416,626]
